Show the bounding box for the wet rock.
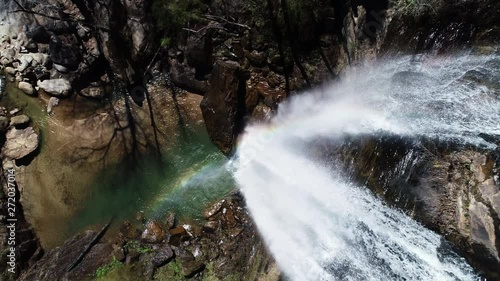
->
[135,211,145,223]
[165,212,176,230]
[37,78,72,97]
[18,81,35,95]
[141,220,167,244]
[9,114,30,127]
[469,199,498,257]
[202,221,219,233]
[252,103,273,122]
[151,245,174,267]
[2,127,39,160]
[204,200,225,219]
[168,226,188,247]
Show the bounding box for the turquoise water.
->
[68,127,235,233]
[1,77,235,243]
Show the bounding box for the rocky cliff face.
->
[1,0,500,280]
[314,136,500,279]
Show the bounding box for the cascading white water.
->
[233,50,500,280]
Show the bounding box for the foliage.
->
[95,257,124,279]
[287,0,315,26]
[201,262,241,281]
[154,261,184,281]
[160,37,171,47]
[202,262,219,281]
[125,240,153,254]
[281,0,332,43]
[152,0,205,42]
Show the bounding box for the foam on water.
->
[234,51,500,280]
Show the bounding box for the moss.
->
[126,240,153,254]
[154,261,184,281]
[95,257,124,279]
[201,263,219,281]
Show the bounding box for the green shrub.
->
[152,0,205,42]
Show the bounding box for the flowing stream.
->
[233,50,500,280]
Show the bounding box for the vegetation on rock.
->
[95,257,124,279]
[152,0,206,45]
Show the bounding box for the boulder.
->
[204,200,225,219]
[5,67,16,75]
[1,48,16,65]
[186,30,213,75]
[53,63,69,73]
[30,53,50,67]
[37,78,72,97]
[17,57,30,72]
[18,81,35,95]
[200,62,248,155]
[26,25,51,44]
[80,86,106,99]
[2,127,39,159]
[48,34,81,70]
[169,59,209,93]
[165,212,176,230]
[9,114,30,127]
[151,245,174,267]
[141,220,167,244]
[1,35,10,44]
[25,41,38,53]
[175,249,205,278]
[47,97,60,114]
[202,220,219,233]
[168,226,188,247]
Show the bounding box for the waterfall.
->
[233,50,500,280]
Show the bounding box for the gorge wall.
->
[1,0,500,280]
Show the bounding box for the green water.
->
[67,123,235,233]
[1,81,48,141]
[1,77,235,243]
